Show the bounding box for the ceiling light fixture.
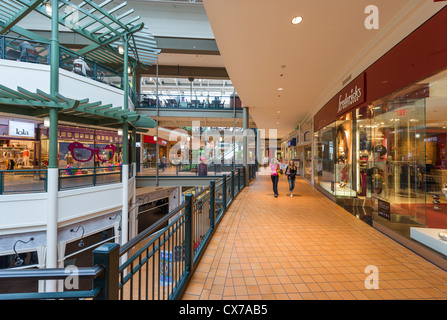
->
[278,88,284,91]
[291,16,303,25]
[44,1,52,16]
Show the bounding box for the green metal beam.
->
[0,0,45,34]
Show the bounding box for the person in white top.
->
[72,56,91,77]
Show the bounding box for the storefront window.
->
[40,125,123,169]
[335,113,356,197]
[356,106,374,200]
[371,84,427,238]
[314,123,336,197]
[0,118,40,170]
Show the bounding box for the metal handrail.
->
[119,200,189,257]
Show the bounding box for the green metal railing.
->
[0,34,124,90]
[0,166,256,300]
[134,93,242,110]
[139,162,245,177]
[59,48,124,89]
[0,243,119,300]
[1,35,49,64]
[58,166,122,191]
[0,169,47,195]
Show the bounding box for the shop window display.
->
[335,113,356,197]
[39,125,123,170]
[314,123,336,197]
[371,87,427,238]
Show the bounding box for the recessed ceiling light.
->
[291,16,303,25]
[278,88,284,91]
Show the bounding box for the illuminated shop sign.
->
[336,74,365,115]
[8,120,35,138]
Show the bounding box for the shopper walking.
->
[270,158,280,197]
[285,160,297,197]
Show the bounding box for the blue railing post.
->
[184,194,194,274]
[1,36,5,60]
[237,168,241,192]
[209,180,215,230]
[93,166,97,186]
[231,170,235,200]
[92,243,120,300]
[222,175,227,212]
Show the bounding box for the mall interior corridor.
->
[181,175,447,300]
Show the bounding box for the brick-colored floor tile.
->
[180,176,447,301]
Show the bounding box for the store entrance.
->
[335,106,374,224]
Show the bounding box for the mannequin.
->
[22,149,30,167]
[65,151,73,165]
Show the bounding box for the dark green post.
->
[93,243,120,300]
[222,175,227,212]
[231,170,235,200]
[209,180,215,230]
[237,168,241,192]
[184,194,194,273]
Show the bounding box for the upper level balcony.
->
[0,35,133,111]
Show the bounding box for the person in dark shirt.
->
[285,160,297,197]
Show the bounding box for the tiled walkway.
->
[181,174,447,300]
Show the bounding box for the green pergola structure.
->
[0,84,156,131]
[0,0,160,162]
[0,0,160,272]
[0,0,158,69]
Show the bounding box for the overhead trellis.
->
[0,84,156,131]
[0,0,159,69]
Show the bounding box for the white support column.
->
[46,167,58,292]
[121,164,129,246]
[243,106,249,185]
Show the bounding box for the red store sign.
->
[314,73,366,131]
[143,135,167,146]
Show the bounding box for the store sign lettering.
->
[15,128,30,136]
[8,120,35,138]
[338,86,362,113]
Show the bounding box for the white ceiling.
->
[202,0,447,138]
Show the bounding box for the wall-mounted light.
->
[13,238,34,266]
[44,1,52,16]
[44,117,50,128]
[109,213,122,231]
[127,66,132,74]
[118,45,124,55]
[70,226,85,248]
[117,129,123,136]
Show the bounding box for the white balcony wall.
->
[0,193,48,235]
[0,60,126,109]
[0,183,133,235]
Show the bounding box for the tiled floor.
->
[181,174,447,300]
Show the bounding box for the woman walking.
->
[285,160,297,197]
[270,158,280,197]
